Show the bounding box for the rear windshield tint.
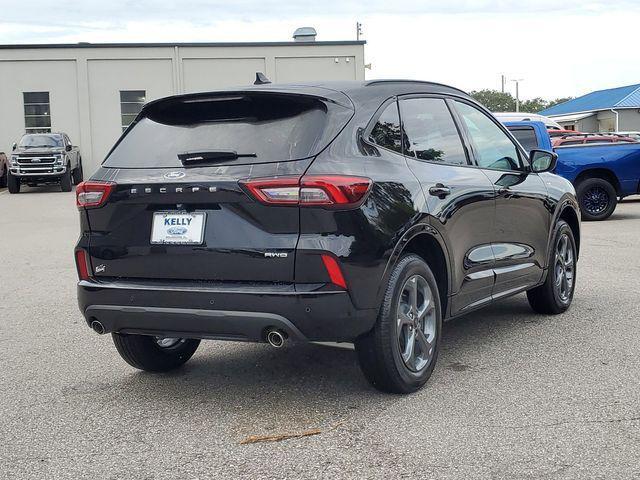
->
[103,93,352,168]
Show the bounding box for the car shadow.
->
[18,185,69,194]
[110,295,537,436]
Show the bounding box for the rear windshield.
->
[103,93,352,168]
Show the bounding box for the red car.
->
[552,133,638,147]
[548,129,583,138]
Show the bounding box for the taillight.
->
[75,250,90,280]
[240,175,372,208]
[321,254,347,289]
[76,181,116,209]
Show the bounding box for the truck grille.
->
[16,156,56,165]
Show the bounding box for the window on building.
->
[120,90,146,131]
[369,102,402,154]
[400,98,467,165]
[23,92,51,133]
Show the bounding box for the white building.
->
[0,34,365,175]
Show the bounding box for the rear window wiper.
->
[178,150,257,166]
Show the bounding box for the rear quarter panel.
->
[555,144,640,195]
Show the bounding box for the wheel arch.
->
[558,204,581,258]
[380,224,451,318]
[574,168,621,195]
[546,197,581,265]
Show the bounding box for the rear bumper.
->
[77,279,377,342]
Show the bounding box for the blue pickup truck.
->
[505,121,640,220]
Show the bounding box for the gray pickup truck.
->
[7,132,83,193]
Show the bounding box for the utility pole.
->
[356,22,362,41]
[501,75,505,93]
[511,78,524,112]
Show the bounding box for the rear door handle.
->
[429,183,451,198]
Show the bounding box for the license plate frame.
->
[150,211,206,245]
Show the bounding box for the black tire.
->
[7,172,20,194]
[72,159,83,185]
[355,254,442,394]
[60,167,73,192]
[527,220,577,315]
[112,333,200,372]
[576,177,617,221]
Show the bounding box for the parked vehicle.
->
[494,112,562,129]
[7,133,83,193]
[611,131,640,141]
[548,129,583,138]
[0,151,7,188]
[505,121,640,220]
[552,133,637,148]
[76,81,580,393]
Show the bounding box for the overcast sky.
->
[1,0,639,100]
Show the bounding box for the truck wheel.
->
[60,167,73,192]
[7,173,20,194]
[112,333,200,372]
[527,220,577,314]
[577,178,617,221]
[354,254,442,394]
[72,159,83,185]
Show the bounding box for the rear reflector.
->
[75,250,90,281]
[76,181,116,209]
[240,175,372,208]
[321,254,347,289]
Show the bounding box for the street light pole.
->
[511,79,524,112]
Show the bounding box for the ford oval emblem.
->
[167,226,188,235]
[164,171,185,180]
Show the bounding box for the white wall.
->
[0,42,365,175]
[0,59,80,153]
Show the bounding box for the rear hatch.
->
[83,89,353,282]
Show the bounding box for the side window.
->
[455,101,521,171]
[369,102,402,154]
[399,98,467,165]
[508,127,539,153]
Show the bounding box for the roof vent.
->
[293,27,317,42]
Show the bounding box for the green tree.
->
[520,97,548,113]
[470,89,516,111]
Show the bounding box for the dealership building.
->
[0,32,365,174]
[539,83,640,133]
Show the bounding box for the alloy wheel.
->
[554,233,575,302]
[396,275,437,372]
[582,186,610,216]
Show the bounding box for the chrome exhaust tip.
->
[90,320,106,335]
[266,329,286,348]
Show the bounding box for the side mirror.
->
[529,149,557,173]
[12,142,17,151]
[65,144,72,152]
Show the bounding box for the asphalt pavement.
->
[1,186,639,479]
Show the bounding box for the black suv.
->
[75,80,580,393]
